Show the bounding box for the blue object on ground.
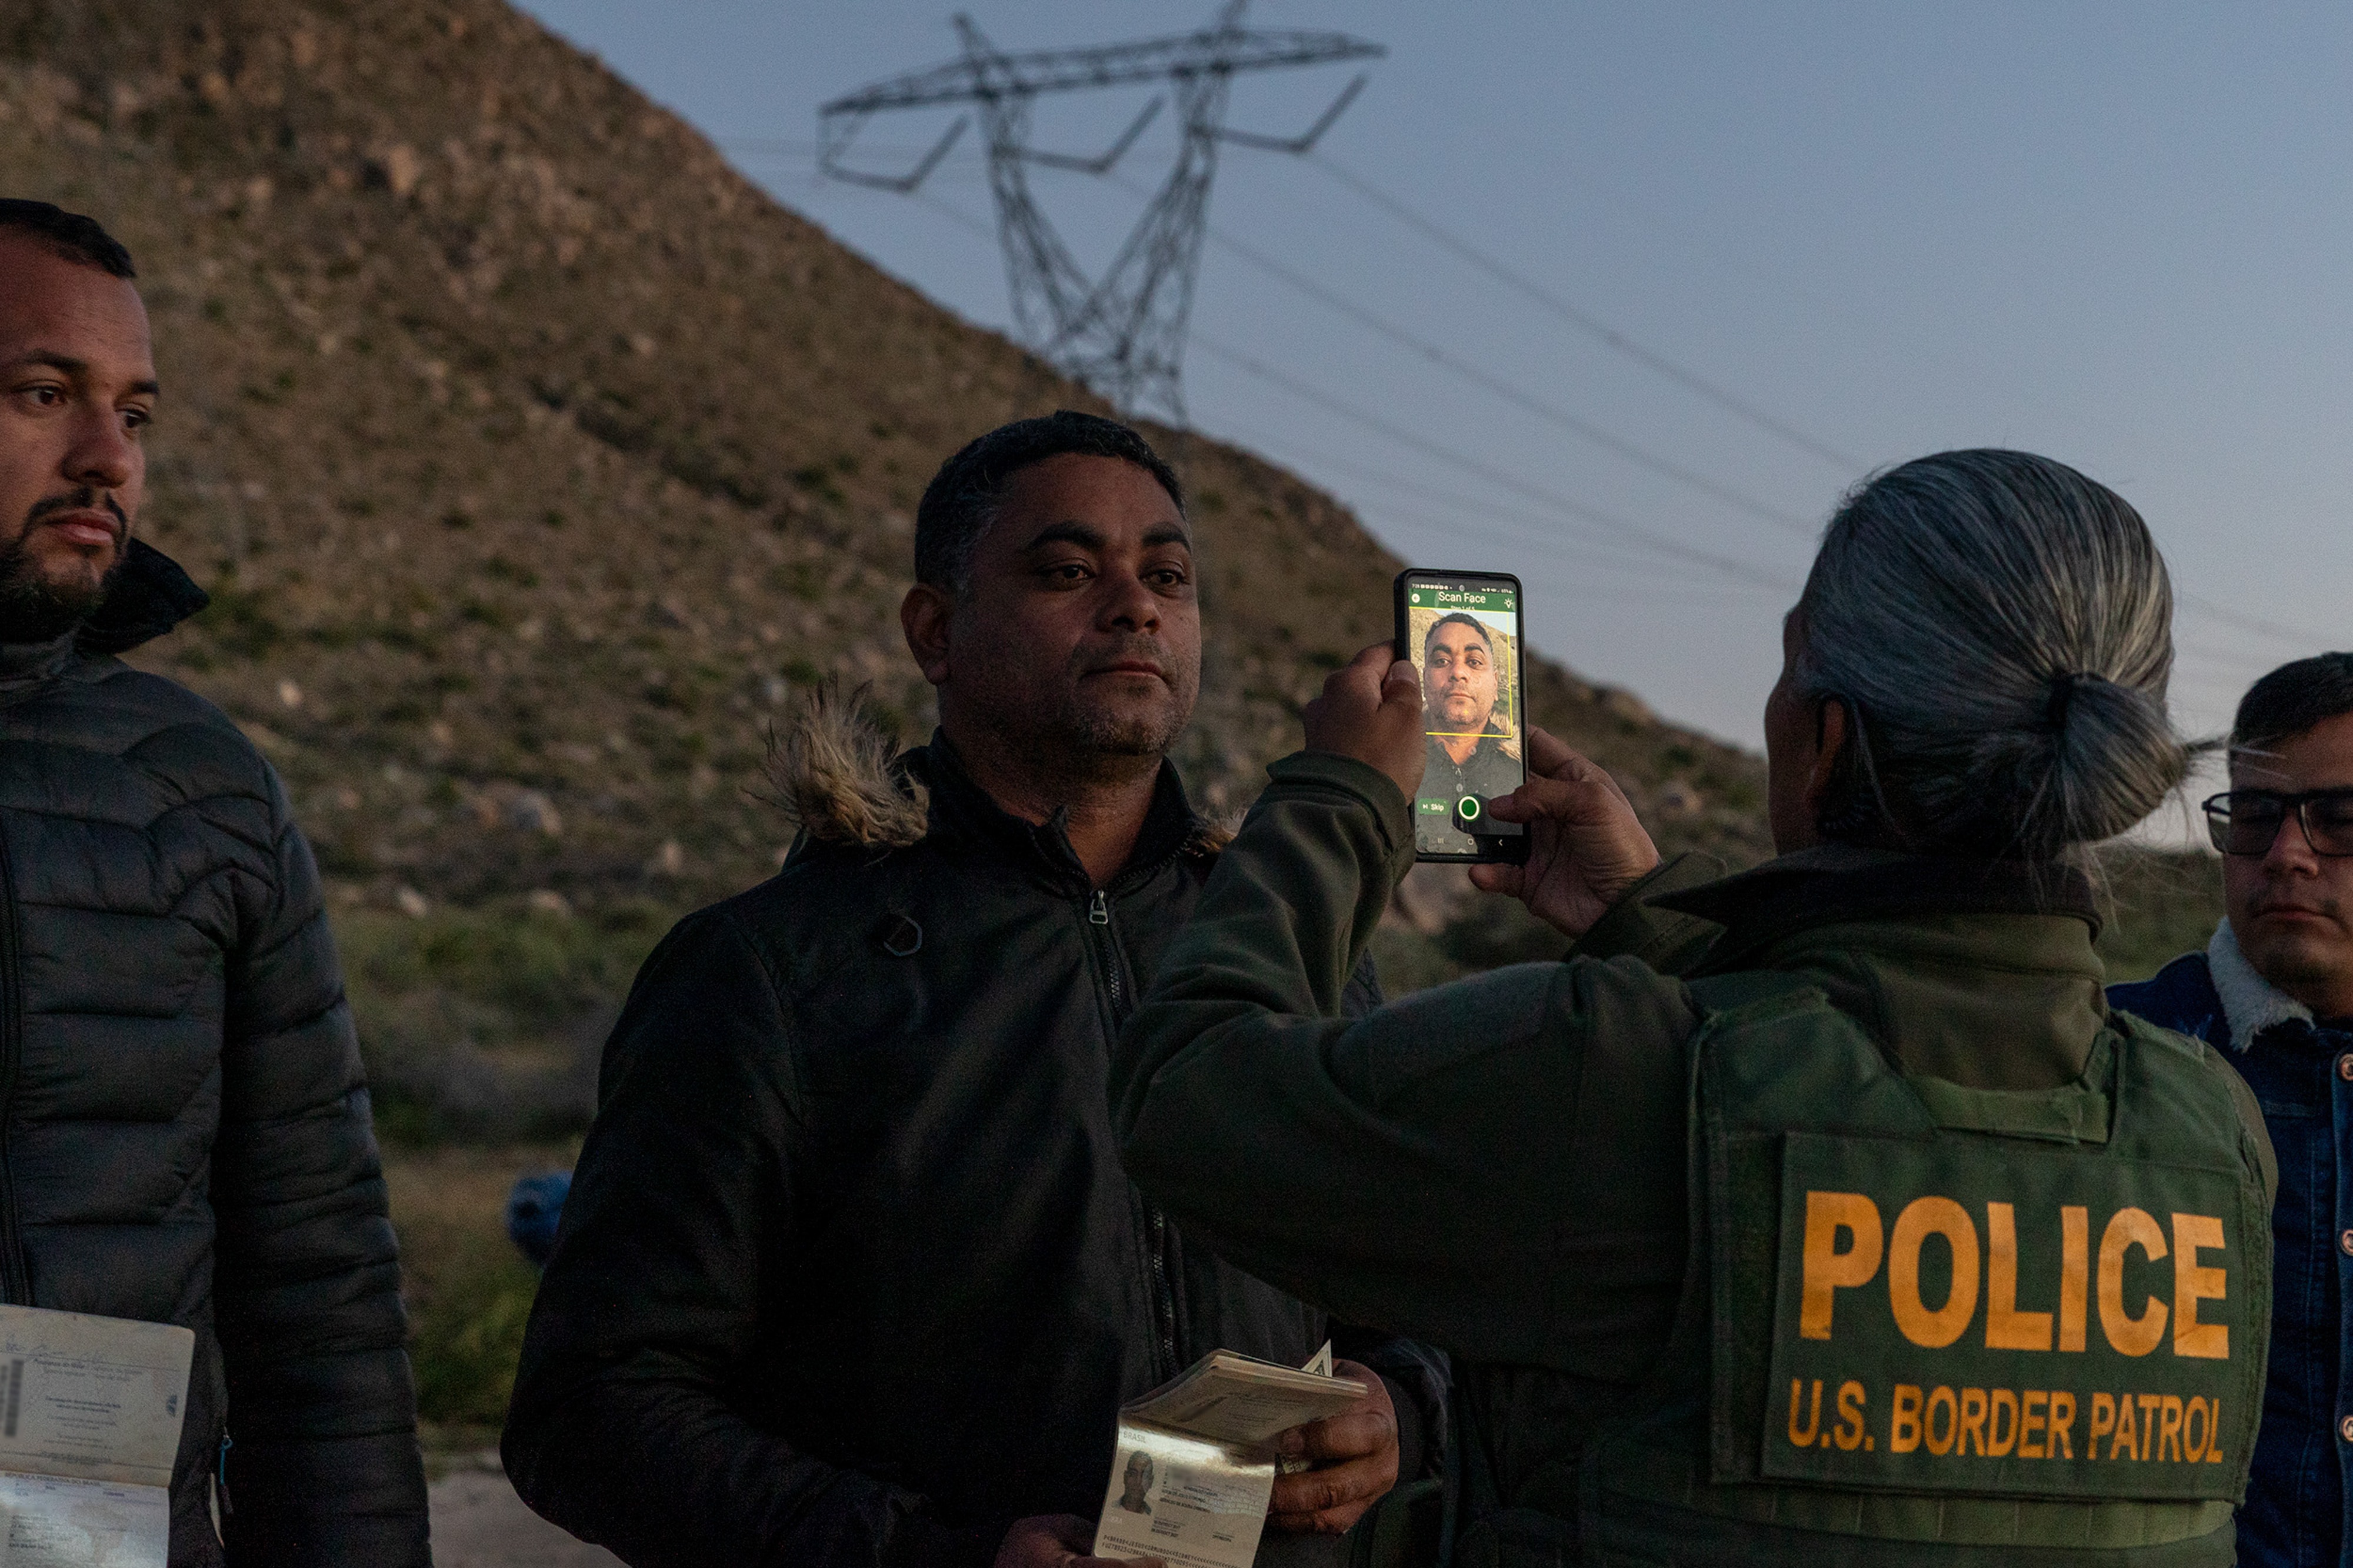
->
[505,1171,572,1267]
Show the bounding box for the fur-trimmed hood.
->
[765,683,1231,855]
[764,683,931,850]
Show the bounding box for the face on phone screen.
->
[1400,574,1527,859]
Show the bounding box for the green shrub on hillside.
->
[339,899,675,1145]
[411,1242,540,1428]
[388,1147,572,1430]
[2094,849,2223,984]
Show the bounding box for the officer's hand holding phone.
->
[1472,728,1662,939]
[1301,644,1426,803]
[1307,644,1663,940]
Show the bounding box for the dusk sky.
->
[515,0,2349,799]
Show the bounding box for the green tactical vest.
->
[1459,973,2273,1568]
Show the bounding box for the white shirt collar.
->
[2208,918,2315,1055]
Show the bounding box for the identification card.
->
[1092,1346,1362,1568]
[0,1305,194,1567]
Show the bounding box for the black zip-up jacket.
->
[503,724,1434,1567]
[0,542,427,1565]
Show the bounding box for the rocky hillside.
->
[0,0,1771,917]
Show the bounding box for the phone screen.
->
[1395,571,1528,862]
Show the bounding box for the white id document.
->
[1092,1343,1362,1568]
[0,1305,194,1567]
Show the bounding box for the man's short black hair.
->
[1424,610,1494,655]
[915,410,1182,595]
[0,201,135,279]
[2234,652,2353,752]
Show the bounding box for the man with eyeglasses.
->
[2111,650,2353,1568]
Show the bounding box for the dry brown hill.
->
[0,0,1770,916]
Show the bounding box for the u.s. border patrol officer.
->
[1110,449,2277,1566]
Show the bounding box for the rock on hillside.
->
[0,0,1770,912]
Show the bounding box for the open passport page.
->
[0,1305,193,1567]
[1092,1343,1366,1568]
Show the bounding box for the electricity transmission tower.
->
[820,2,1382,424]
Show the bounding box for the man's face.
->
[932,453,1200,769]
[2225,710,2353,1017]
[1424,620,1498,736]
[0,235,153,640]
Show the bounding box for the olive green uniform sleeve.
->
[1565,851,1728,972]
[1111,752,1702,1377]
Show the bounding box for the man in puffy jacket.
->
[2111,651,2353,1568]
[504,412,1441,1567]
[0,199,429,1564]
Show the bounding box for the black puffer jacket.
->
[504,702,1437,1567]
[0,543,428,1566]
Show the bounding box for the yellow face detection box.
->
[1755,1133,2256,1500]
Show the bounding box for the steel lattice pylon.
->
[821,2,1381,424]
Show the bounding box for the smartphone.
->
[1394,569,1530,864]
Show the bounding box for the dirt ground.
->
[431,1453,621,1567]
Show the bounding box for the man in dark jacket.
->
[2111,651,2353,1568]
[504,412,1439,1567]
[0,199,429,1564]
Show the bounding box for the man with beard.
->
[1417,613,1519,855]
[505,412,1439,1568]
[2110,652,2353,1568]
[0,199,428,1563]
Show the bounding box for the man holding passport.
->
[505,412,1438,1567]
[0,199,428,1564]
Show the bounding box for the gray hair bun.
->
[1798,450,2184,858]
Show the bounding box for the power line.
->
[852,178,2305,749]
[754,132,1857,511]
[1247,431,1785,585]
[911,189,1002,239]
[1109,172,1822,539]
[1309,152,1867,474]
[745,133,1825,538]
[1185,327,1802,592]
[2174,589,2344,656]
[2174,637,2298,673]
[902,185,1799,591]
[898,185,2308,681]
[1370,503,1777,602]
[784,127,2331,654]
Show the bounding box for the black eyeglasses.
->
[2202,789,2353,858]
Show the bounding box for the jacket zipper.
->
[1086,886,1177,1379]
[1145,1210,1176,1377]
[1089,890,1125,1009]
[0,825,29,1303]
